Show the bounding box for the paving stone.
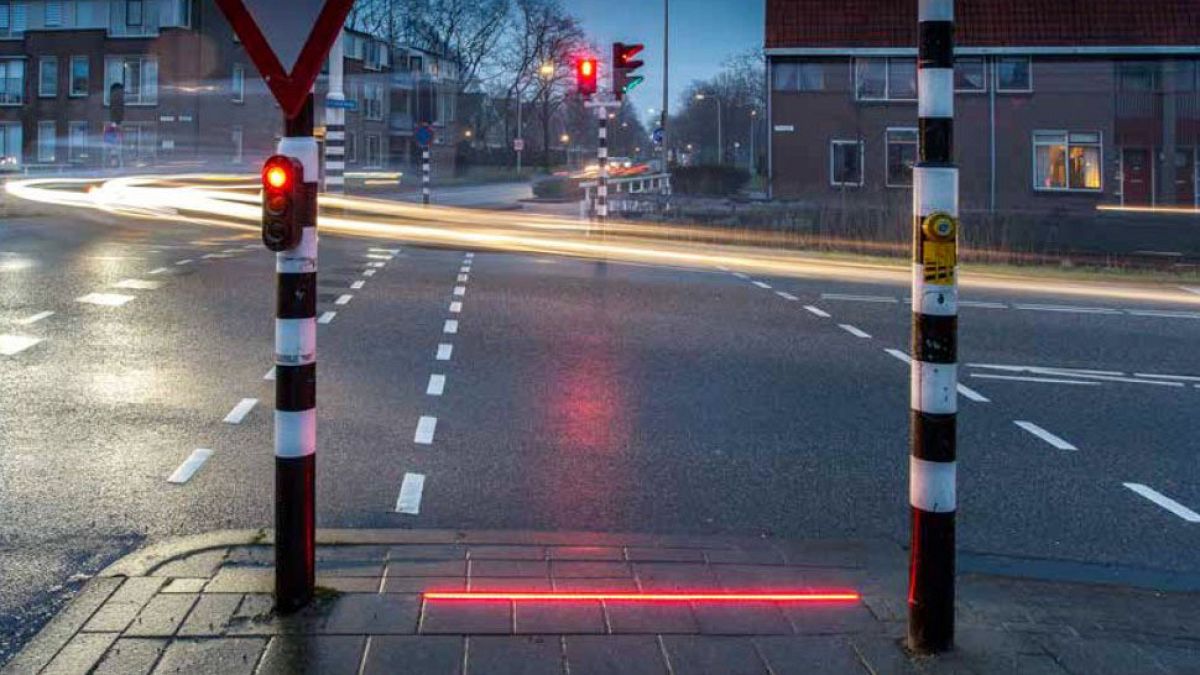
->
[316,576,382,593]
[626,548,706,563]
[551,561,633,578]
[606,602,698,634]
[1037,635,1170,675]
[514,601,606,634]
[256,635,366,675]
[780,602,880,635]
[179,593,244,637]
[41,633,119,675]
[2,577,122,674]
[388,545,468,561]
[466,636,563,674]
[848,635,920,674]
[91,638,167,675]
[661,636,768,675]
[691,602,793,635]
[548,547,626,561]
[321,594,420,634]
[151,549,229,577]
[1138,643,1200,674]
[552,577,640,592]
[124,593,198,637]
[150,637,266,675]
[383,576,465,594]
[711,564,813,589]
[159,578,208,594]
[223,547,273,567]
[564,635,668,675]
[421,600,513,634]
[703,549,785,566]
[315,546,388,562]
[224,595,324,636]
[468,546,547,560]
[316,561,385,577]
[471,559,550,578]
[83,578,167,633]
[468,576,553,592]
[362,636,465,675]
[387,560,467,577]
[754,635,866,674]
[205,567,274,593]
[633,563,718,591]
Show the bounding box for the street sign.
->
[326,98,357,111]
[214,0,356,119]
[416,124,435,148]
[103,123,121,146]
[652,127,664,146]
[513,138,525,152]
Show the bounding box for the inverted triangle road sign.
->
[215,0,356,119]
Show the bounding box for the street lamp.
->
[695,92,723,165]
[539,62,555,78]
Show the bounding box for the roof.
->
[766,1,1200,51]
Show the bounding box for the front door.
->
[1122,148,1152,206]
[1176,149,1196,206]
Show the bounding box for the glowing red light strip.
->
[423,591,860,603]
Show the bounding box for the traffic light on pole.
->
[261,155,305,252]
[612,42,645,100]
[576,57,598,98]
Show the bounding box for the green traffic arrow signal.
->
[622,76,645,93]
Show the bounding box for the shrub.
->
[532,175,583,200]
[672,165,751,197]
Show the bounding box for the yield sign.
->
[215,0,356,119]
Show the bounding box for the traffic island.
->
[4,529,1199,674]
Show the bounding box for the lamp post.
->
[696,93,723,165]
[749,109,758,175]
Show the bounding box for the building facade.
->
[765,1,1200,213]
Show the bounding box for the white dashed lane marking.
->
[453,286,466,297]
[149,267,169,275]
[351,281,365,290]
[113,279,163,290]
[223,398,258,424]
[956,384,990,403]
[775,291,799,302]
[449,302,463,314]
[458,274,470,283]
[363,269,377,277]
[884,348,912,365]
[175,259,193,266]
[436,344,453,361]
[370,248,400,255]
[822,293,897,304]
[1015,421,1077,451]
[752,281,772,290]
[335,295,353,306]
[804,306,831,318]
[972,374,1101,387]
[16,311,55,325]
[264,367,277,381]
[427,374,446,396]
[838,324,871,339]
[366,253,394,261]
[396,473,426,515]
[167,449,213,484]
[0,334,43,356]
[1123,483,1200,523]
[414,416,438,445]
[318,312,337,325]
[732,272,750,280]
[443,320,459,335]
[77,293,136,307]
[367,262,386,268]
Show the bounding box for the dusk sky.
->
[565,0,764,124]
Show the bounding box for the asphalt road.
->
[3,202,1200,663]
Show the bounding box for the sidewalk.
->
[4,529,1198,674]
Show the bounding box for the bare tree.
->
[401,0,511,96]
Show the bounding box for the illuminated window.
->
[1034,131,1101,191]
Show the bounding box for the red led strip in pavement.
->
[423,591,861,603]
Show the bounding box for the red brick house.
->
[766,1,1200,213]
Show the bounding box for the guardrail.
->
[580,172,671,218]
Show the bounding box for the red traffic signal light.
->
[261,155,304,251]
[576,57,598,98]
[613,43,645,100]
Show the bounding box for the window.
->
[955,57,986,92]
[1034,131,1101,191]
[345,132,356,163]
[773,62,825,92]
[38,56,56,97]
[37,120,55,162]
[364,83,384,120]
[126,0,143,26]
[121,123,155,160]
[365,133,381,167]
[996,56,1032,92]
[231,126,243,163]
[886,128,918,188]
[161,0,191,28]
[0,58,23,104]
[105,56,158,105]
[69,56,88,96]
[0,121,21,164]
[855,58,916,101]
[231,64,244,103]
[68,121,87,161]
[0,1,27,37]
[830,139,863,187]
[44,0,62,26]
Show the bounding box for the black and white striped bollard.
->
[908,0,958,653]
[422,148,431,206]
[597,112,608,223]
[275,96,319,613]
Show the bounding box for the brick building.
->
[765,1,1200,213]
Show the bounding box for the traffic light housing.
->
[576,57,598,98]
[612,42,645,100]
[261,155,305,252]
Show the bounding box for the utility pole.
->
[908,0,959,654]
[662,0,669,171]
[324,29,345,194]
[596,109,608,223]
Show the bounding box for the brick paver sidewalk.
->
[4,530,1199,674]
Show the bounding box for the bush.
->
[672,165,751,197]
[532,175,583,200]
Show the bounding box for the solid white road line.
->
[804,305,831,318]
[971,374,1100,386]
[956,384,990,403]
[1123,483,1200,523]
[821,293,898,304]
[318,311,337,324]
[449,302,463,314]
[443,320,459,334]
[752,281,772,290]
[396,473,426,515]
[363,269,377,277]
[884,348,913,365]
[0,334,43,356]
[175,259,193,266]
[113,279,163,290]
[436,344,453,361]
[1134,372,1200,382]
[453,286,466,297]
[958,300,1009,309]
[17,311,55,325]
[839,324,872,339]
[427,374,446,396]
[167,449,213,484]
[1013,304,1121,315]
[1127,310,1200,320]
[414,416,438,445]
[458,274,470,283]
[1014,421,1078,450]
[264,367,277,381]
[223,398,258,424]
[148,267,169,275]
[77,293,136,307]
[775,291,799,301]
[335,295,353,306]
[351,281,365,290]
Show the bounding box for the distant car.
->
[608,157,635,169]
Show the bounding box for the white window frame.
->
[231,64,244,103]
[364,133,381,168]
[854,57,916,102]
[0,120,21,164]
[954,56,988,93]
[1032,130,1103,193]
[0,57,23,105]
[68,120,87,161]
[996,56,1033,93]
[231,125,243,163]
[37,120,55,162]
[830,139,864,187]
[38,55,56,97]
[885,127,918,188]
[69,55,87,97]
[105,55,158,106]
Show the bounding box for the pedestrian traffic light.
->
[612,42,645,100]
[261,155,304,252]
[576,57,598,98]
